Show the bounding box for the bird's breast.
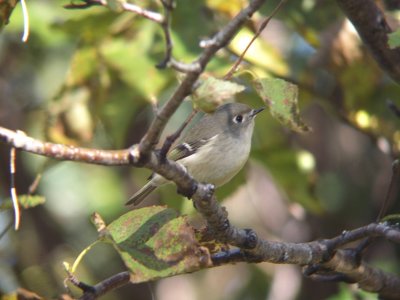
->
[179,133,251,187]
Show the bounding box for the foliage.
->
[0,0,400,299]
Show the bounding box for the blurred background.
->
[0,0,400,299]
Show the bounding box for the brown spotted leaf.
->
[193,76,245,113]
[101,206,211,282]
[253,78,311,133]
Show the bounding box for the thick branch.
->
[209,224,400,299]
[2,129,400,297]
[336,0,400,83]
[2,0,400,297]
[0,127,131,165]
[78,272,131,300]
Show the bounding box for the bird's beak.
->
[250,107,265,118]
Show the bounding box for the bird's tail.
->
[126,182,157,206]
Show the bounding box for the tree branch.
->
[336,0,400,83]
[137,0,267,155]
[2,127,400,298]
[64,0,164,23]
[2,0,400,298]
[67,272,131,300]
[209,223,400,300]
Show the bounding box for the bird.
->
[126,102,264,205]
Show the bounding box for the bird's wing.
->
[168,113,221,161]
[146,138,211,181]
[167,137,216,161]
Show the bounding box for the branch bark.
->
[2,126,400,299]
[336,0,400,83]
[2,0,400,298]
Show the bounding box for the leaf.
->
[0,195,45,211]
[253,78,311,133]
[18,195,46,209]
[192,77,245,112]
[388,29,400,49]
[100,23,168,98]
[66,47,98,87]
[229,28,289,77]
[101,206,211,282]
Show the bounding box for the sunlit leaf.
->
[206,0,245,17]
[100,22,168,98]
[100,206,211,282]
[18,195,46,209]
[192,76,245,112]
[388,29,400,49]
[229,28,289,77]
[66,47,98,87]
[253,77,311,132]
[48,87,94,144]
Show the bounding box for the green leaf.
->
[253,78,311,133]
[18,195,46,208]
[66,47,98,87]
[0,195,45,211]
[101,206,211,282]
[192,77,245,113]
[388,29,400,49]
[100,22,168,98]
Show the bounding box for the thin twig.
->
[139,0,268,155]
[20,0,30,42]
[66,270,96,294]
[378,160,400,221]
[10,147,20,230]
[78,272,131,300]
[387,99,400,119]
[64,0,164,23]
[28,173,42,195]
[169,58,202,73]
[156,0,174,69]
[223,0,287,80]
[353,159,400,254]
[121,2,164,23]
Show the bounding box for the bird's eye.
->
[234,115,243,123]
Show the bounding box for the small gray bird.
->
[127,102,264,205]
